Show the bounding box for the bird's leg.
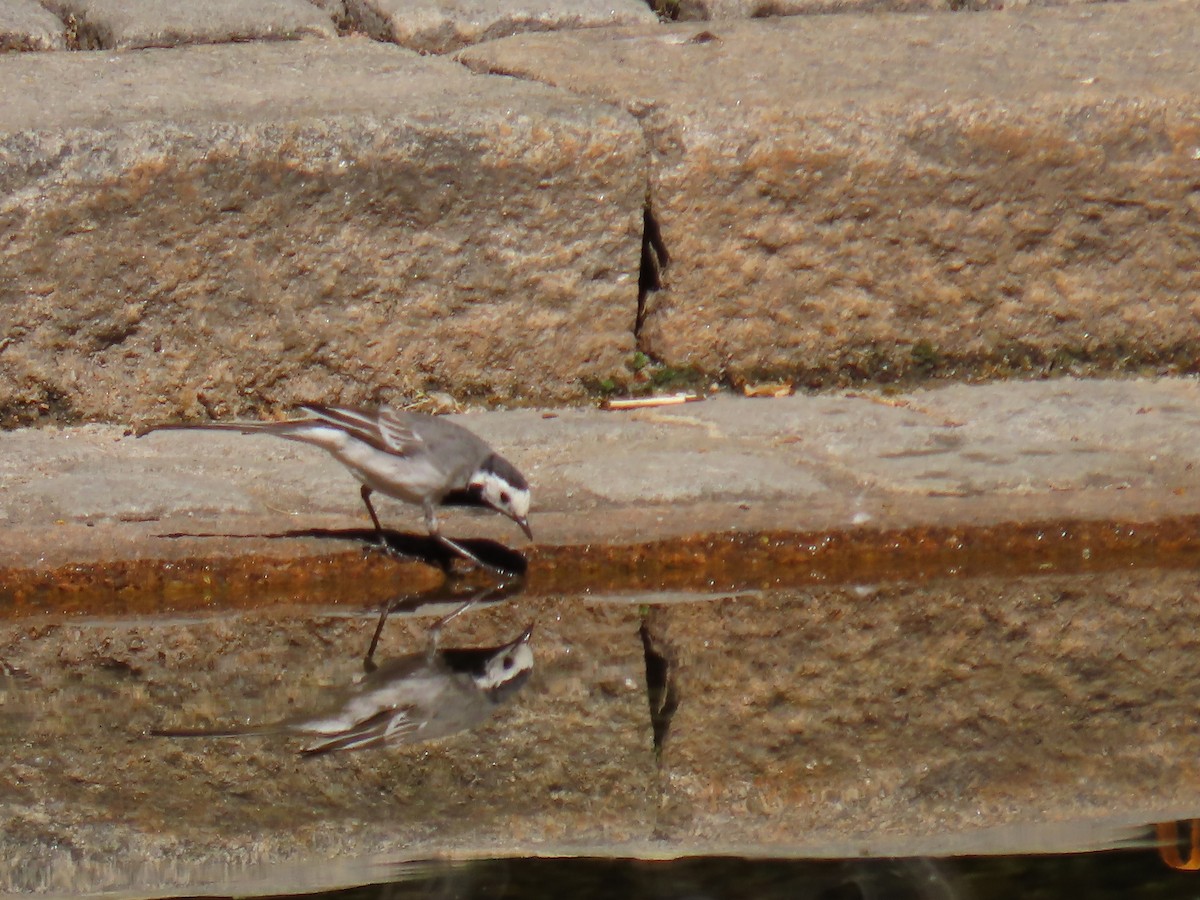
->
[363,597,392,673]
[423,502,495,571]
[362,485,415,564]
[421,579,519,660]
[424,597,477,662]
[360,485,385,543]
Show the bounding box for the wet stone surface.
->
[2,384,1200,894]
[4,565,1200,893]
[4,380,1200,580]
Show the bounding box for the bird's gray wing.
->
[298,705,422,755]
[374,407,426,455]
[298,404,423,456]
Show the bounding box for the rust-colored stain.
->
[553,517,1200,591]
[0,552,443,618]
[2,516,1199,618]
[1158,821,1200,871]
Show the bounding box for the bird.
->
[150,624,535,755]
[141,404,532,567]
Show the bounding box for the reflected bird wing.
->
[298,704,422,756]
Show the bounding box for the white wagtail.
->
[142,404,532,567]
[151,624,534,755]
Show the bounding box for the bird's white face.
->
[476,640,535,694]
[474,470,532,532]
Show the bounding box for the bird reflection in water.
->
[152,581,533,756]
[148,528,530,753]
[152,623,533,755]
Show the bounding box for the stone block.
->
[38,0,336,49]
[0,0,65,50]
[459,4,1200,384]
[675,0,947,20]
[348,0,657,54]
[672,0,1104,22]
[0,41,646,425]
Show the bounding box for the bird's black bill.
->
[517,517,533,540]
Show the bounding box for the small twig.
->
[602,392,705,411]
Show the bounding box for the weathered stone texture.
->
[673,0,1113,22]
[4,381,1200,889]
[36,0,336,49]
[0,41,646,425]
[347,0,657,54]
[0,0,65,50]
[310,0,349,24]
[675,0,948,21]
[647,571,1200,850]
[459,3,1200,384]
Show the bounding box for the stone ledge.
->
[2,378,1198,575]
[4,7,1197,410]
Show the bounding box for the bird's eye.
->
[503,655,514,670]
[499,491,510,504]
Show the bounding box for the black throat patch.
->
[439,483,486,508]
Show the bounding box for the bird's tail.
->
[150,722,379,756]
[148,722,285,739]
[135,421,300,439]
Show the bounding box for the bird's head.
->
[471,454,533,539]
[474,624,535,700]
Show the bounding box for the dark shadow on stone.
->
[297,527,528,578]
[158,526,527,578]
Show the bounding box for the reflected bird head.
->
[472,624,535,700]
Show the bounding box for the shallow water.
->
[4,531,1200,896]
[301,849,1200,900]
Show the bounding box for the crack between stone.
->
[636,203,669,340]
[639,618,678,763]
